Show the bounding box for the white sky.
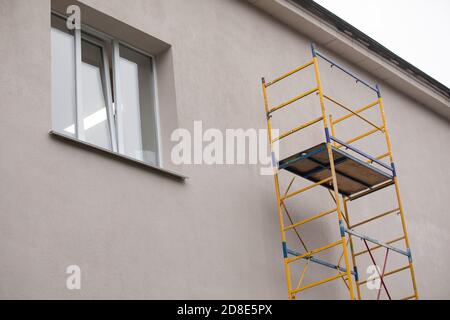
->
[314,0,450,88]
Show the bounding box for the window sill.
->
[49,130,187,181]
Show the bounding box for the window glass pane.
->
[51,23,76,137]
[118,45,158,165]
[51,15,160,167]
[81,40,112,150]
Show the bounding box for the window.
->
[51,14,160,166]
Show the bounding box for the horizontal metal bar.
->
[315,50,378,92]
[348,180,395,201]
[324,95,383,131]
[330,136,393,172]
[292,273,346,294]
[345,228,409,257]
[335,127,384,149]
[269,87,318,114]
[333,100,380,125]
[401,294,417,300]
[358,265,410,286]
[354,236,405,257]
[284,207,338,231]
[278,144,326,170]
[281,177,333,201]
[287,240,343,264]
[272,116,323,142]
[265,60,314,87]
[365,152,390,165]
[350,208,400,229]
[383,265,411,278]
[287,249,355,275]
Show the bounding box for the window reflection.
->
[51,24,76,138]
[80,40,112,150]
[118,45,158,165]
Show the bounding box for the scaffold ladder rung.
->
[269,87,318,114]
[265,60,314,87]
[401,294,417,300]
[292,273,347,294]
[281,177,333,201]
[350,207,400,229]
[287,240,343,264]
[348,180,395,201]
[284,207,337,230]
[272,116,323,142]
[354,236,405,257]
[357,265,411,286]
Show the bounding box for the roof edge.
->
[294,0,450,99]
[248,0,450,119]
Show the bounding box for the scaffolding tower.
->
[261,44,419,300]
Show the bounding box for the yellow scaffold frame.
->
[261,43,419,300]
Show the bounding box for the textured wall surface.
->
[0,0,449,299]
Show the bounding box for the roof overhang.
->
[248,0,450,119]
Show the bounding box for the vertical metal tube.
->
[377,87,419,299]
[342,198,362,300]
[312,56,355,300]
[74,28,84,141]
[112,40,125,154]
[329,114,337,148]
[262,78,294,300]
[101,46,118,152]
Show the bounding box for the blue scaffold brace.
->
[314,48,378,93]
[282,242,288,259]
[330,135,394,173]
[391,163,397,177]
[339,220,346,237]
[271,152,278,169]
[376,84,382,98]
[287,248,356,276]
[407,248,413,263]
[324,127,331,143]
[311,43,317,58]
[353,266,359,282]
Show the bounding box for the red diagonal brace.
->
[363,239,392,300]
[377,248,390,300]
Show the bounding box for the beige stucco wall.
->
[0,0,449,299]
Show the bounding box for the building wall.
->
[0,0,449,299]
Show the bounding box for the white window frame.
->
[78,33,117,152]
[52,12,162,166]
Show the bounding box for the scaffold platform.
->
[279,142,393,197]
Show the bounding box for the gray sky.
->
[314,0,450,88]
